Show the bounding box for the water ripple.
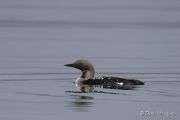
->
[0,19,180,29]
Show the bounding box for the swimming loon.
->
[64,59,144,86]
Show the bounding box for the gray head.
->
[64,59,95,80]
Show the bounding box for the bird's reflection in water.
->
[65,83,94,112]
[65,83,135,111]
[66,94,94,112]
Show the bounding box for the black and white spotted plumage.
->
[83,76,144,85]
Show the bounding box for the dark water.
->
[0,0,180,120]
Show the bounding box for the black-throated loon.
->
[64,59,144,87]
[64,60,144,86]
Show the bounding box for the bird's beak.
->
[64,64,74,67]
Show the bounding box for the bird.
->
[64,59,144,90]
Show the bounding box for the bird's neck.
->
[75,71,93,84]
[81,70,94,80]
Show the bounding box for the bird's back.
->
[83,76,144,85]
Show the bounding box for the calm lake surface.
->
[0,0,180,120]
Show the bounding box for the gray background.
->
[0,0,180,120]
